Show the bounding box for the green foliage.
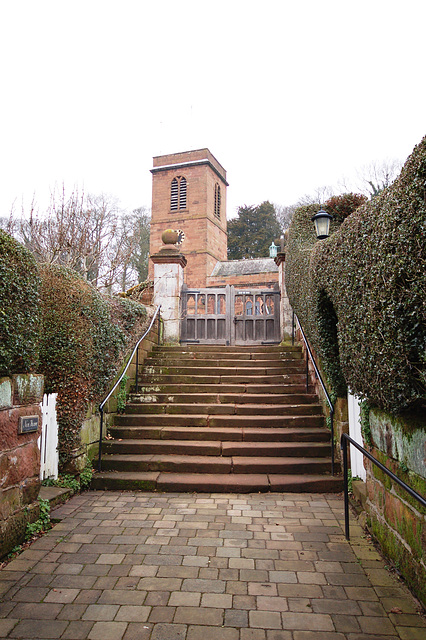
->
[227,201,282,260]
[79,462,94,490]
[25,497,51,540]
[360,401,372,446]
[286,139,426,414]
[116,375,129,413]
[43,459,94,493]
[0,231,40,375]
[38,264,147,466]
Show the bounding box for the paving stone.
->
[88,620,128,640]
[115,605,151,621]
[123,622,153,640]
[256,596,289,612]
[151,622,187,640]
[62,620,95,639]
[280,612,334,631]
[98,589,147,605]
[169,591,201,606]
[174,605,224,625]
[11,602,63,619]
[225,609,249,627]
[293,632,346,640]
[332,614,361,633]
[187,625,238,640]
[83,603,120,620]
[397,628,426,640]
[250,610,282,629]
[145,591,170,606]
[311,598,362,615]
[359,615,398,635]
[9,618,68,638]
[241,629,266,640]
[138,577,182,591]
[201,593,233,608]
[181,578,225,593]
[265,633,292,640]
[0,619,18,637]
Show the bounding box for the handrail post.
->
[135,346,139,394]
[341,436,350,540]
[330,407,335,476]
[98,408,104,472]
[305,348,309,393]
[158,315,161,345]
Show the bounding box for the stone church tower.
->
[149,149,228,287]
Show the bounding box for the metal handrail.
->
[341,433,426,540]
[294,313,335,475]
[97,305,162,472]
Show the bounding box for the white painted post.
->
[347,392,366,480]
[38,393,59,480]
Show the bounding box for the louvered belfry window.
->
[170,176,187,211]
[214,183,221,219]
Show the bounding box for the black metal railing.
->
[341,433,426,540]
[294,313,335,475]
[97,305,162,472]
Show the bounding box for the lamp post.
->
[311,208,333,239]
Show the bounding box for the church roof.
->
[211,257,278,276]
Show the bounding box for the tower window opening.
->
[214,183,221,219]
[170,176,187,211]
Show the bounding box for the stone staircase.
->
[92,344,342,493]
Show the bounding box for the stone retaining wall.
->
[0,374,44,558]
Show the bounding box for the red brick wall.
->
[149,150,228,287]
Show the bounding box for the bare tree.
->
[274,204,298,232]
[8,186,143,293]
[356,159,403,198]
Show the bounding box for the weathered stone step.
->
[114,414,324,428]
[104,440,330,457]
[108,426,331,442]
[135,384,313,395]
[92,471,342,493]
[145,358,304,368]
[148,351,303,362]
[142,361,305,376]
[129,393,318,405]
[141,374,307,385]
[100,454,335,474]
[152,344,302,353]
[124,403,322,416]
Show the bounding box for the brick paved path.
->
[0,492,425,640]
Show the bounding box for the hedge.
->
[0,231,40,375]
[38,264,147,466]
[285,137,426,414]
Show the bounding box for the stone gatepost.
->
[150,230,187,343]
[274,251,293,340]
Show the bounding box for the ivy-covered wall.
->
[285,137,426,605]
[0,233,149,473]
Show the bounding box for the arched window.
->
[170,176,187,211]
[214,183,221,219]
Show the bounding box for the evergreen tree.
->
[227,201,282,260]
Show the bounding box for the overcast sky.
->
[1,0,425,220]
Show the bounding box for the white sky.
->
[1,0,425,219]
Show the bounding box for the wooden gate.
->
[180,285,280,345]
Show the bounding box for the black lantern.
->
[311,208,332,239]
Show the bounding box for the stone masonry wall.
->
[364,408,426,606]
[0,374,44,558]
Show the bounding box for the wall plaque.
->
[18,415,39,434]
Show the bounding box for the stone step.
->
[134,384,313,395]
[92,471,342,493]
[140,374,307,385]
[129,393,318,405]
[152,344,302,353]
[108,426,331,442]
[142,365,305,377]
[104,440,331,457]
[124,403,323,416]
[114,414,324,428]
[149,351,303,361]
[145,358,304,368]
[100,454,336,474]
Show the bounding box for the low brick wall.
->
[0,374,44,558]
[364,408,426,607]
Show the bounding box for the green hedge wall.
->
[38,265,147,466]
[0,231,40,375]
[285,137,426,414]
